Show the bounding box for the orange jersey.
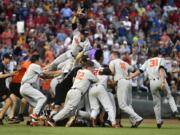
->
[41,79,51,91]
[11,61,31,84]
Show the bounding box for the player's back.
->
[21,63,41,84]
[72,69,97,94]
[11,61,31,84]
[142,57,165,79]
[93,67,108,89]
[110,59,132,81]
[92,59,108,88]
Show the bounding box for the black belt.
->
[71,52,75,58]
[150,78,159,81]
[22,82,33,86]
[71,87,83,95]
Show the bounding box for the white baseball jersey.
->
[72,69,98,94]
[57,58,74,72]
[50,58,75,82]
[139,57,166,80]
[92,59,108,89]
[70,31,91,56]
[109,59,133,81]
[92,59,102,68]
[21,63,42,84]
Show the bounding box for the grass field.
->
[1,119,180,135]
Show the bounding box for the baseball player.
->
[45,8,91,71]
[20,55,61,120]
[89,50,117,128]
[49,52,86,117]
[109,51,143,128]
[47,60,98,127]
[49,58,74,97]
[0,54,16,125]
[126,49,180,128]
[8,60,31,123]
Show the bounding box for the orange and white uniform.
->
[89,59,116,125]
[52,69,97,122]
[139,57,178,124]
[47,30,91,71]
[109,58,142,125]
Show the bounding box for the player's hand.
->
[110,80,117,86]
[11,71,18,75]
[126,76,131,80]
[76,7,84,16]
[53,70,63,77]
[43,64,50,71]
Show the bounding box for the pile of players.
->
[0,8,180,129]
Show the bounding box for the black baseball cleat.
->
[0,119,3,125]
[173,112,180,120]
[7,117,15,122]
[104,120,111,127]
[8,119,21,124]
[17,114,24,122]
[47,118,56,127]
[157,121,163,129]
[8,114,25,124]
[131,119,143,128]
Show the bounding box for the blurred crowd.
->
[0,0,179,96]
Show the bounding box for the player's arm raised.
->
[72,7,84,30]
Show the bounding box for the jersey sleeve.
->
[33,65,42,75]
[139,61,148,72]
[109,61,115,74]
[126,63,134,72]
[82,40,92,55]
[87,71,98,83]
[159,58,166,68]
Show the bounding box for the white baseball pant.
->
[20,83,47,115]
[117,79,142,125]
[89,85,116,125]
[53,89,81,122]
[150,79,178,123]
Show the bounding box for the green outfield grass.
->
[1,119,180,135]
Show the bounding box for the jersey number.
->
[149,59,158,67]
[120,63,126,71]
[93,69,102,76]
[76,71,85,80]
